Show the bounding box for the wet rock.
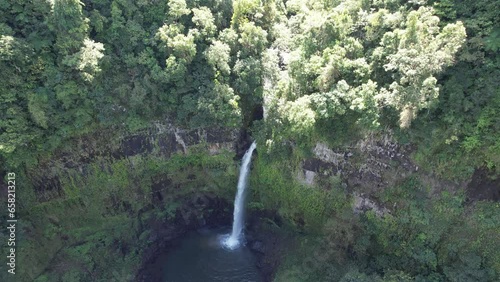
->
[467,168,500,202]
[121,135,153,157]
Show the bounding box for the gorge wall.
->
[5,123,239,281]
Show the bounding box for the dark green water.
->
[157,228,262,282]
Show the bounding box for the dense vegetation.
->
[1,0,499,281]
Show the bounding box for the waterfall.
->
[223,142,257,249]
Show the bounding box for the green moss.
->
[15,147,238,281]
[251,151,350,232]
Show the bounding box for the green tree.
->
[62,38,105,81]
[374,7,466,128]
[51,0,89,55]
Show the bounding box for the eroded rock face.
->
[29,123,239,202]
[297,169,316,186]
[19,122,241,281]
[313,143,344,164]
[154,123,238,157]
[296,130,463,215]
[353,193,389,216]
[300,132,418,191]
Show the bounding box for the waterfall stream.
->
[222,142,257,249]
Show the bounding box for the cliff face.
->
[5,123,497,282]
[247,130,500,282]
[29,124,238,200]
[10,123,240,281]
[295,129,497,214]
[296,130,466,215]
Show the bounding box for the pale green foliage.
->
[167,0,190,19]
[310,80,351,118]
[0,35,20,59]
[374,6,466,127]
[218,28,238,46]
[263,0,380,143]
[238,21,268,55]
[231,0,262,27]
[157,23,197,62]
[280,96,316,134]
[366,9,404,41]
[62,38,105,81]
[168,33,196,61]
[316,39,371,91]
[261,1,466,152]
[110,1,125,33]
[192,7,216,37]
[261,48,280,86]
[350,81,380,127]
[270,22,293,51]
[309,79,380,127]
[285,0,306,14]
[156,23,184,42]
[205,40,231,75]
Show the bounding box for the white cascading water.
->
[222,142,257,250]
